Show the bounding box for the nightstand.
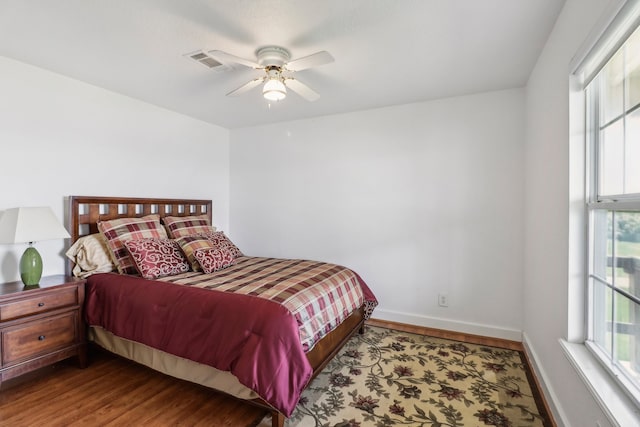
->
[0,275,87,387]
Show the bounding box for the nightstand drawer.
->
[0,287,78,321]
[2,312,76,365]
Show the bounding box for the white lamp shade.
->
[263,78,287,101]
[0,207,70,244]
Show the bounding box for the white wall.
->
[0,56,230,283]
[2,3,627,422]
[524,0,627,425]
[230,89,525,340]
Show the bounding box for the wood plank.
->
[0,348,267,426]
[366,317,524,350]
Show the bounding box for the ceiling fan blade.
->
[208,50,261,69]
[285,51,334,71]
[284,78,320,102]
[226,77,264,96]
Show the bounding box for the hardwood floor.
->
[366,318,524,350]
[0,320,552,426]
[0,347,268,427]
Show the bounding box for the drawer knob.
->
[38,335,46,341]
[38,302,45,307]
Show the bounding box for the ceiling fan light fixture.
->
[218,46,333,102]
[263,77,286,101]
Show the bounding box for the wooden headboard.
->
[68,196,213,243]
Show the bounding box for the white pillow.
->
[65,233,116,278]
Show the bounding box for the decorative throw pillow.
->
[163,214,216,238]
[124,238,190,280]
[198,231,243,259]
[65,233,116,278]
[97,214,168,275]
[175,235,218,271]
[193,247,236,274]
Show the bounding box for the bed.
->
[67,195,377,427]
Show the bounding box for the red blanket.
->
[85,272,368,416]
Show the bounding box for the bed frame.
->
[68,195,366,427]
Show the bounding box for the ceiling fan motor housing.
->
[256,46,290,68]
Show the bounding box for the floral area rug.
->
[275,326,551,427]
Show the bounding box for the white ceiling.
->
[0,0,565,129]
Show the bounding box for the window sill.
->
[560,339,640,426]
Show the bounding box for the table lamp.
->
[0,207,70,286]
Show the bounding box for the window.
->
[586,23,640,402]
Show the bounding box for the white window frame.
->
[584,16,640,408]
[563,1,640,425]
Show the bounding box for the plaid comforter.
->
[85,256,377,416]
[158,256,370,351]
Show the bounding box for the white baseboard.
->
[522,332,567,426]
[373,308,523,342]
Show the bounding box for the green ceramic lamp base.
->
[20,245,43,286]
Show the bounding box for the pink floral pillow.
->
[175,235,217,271]
[198,231,243,259]
[124,238,190,279]
[193,247,236,274]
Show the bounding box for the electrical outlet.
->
[438,293,448,307]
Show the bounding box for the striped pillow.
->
[98,215,168,275]
[163,214,216,238]
[175,235,217,271]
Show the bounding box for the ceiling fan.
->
[208,46,334,102]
